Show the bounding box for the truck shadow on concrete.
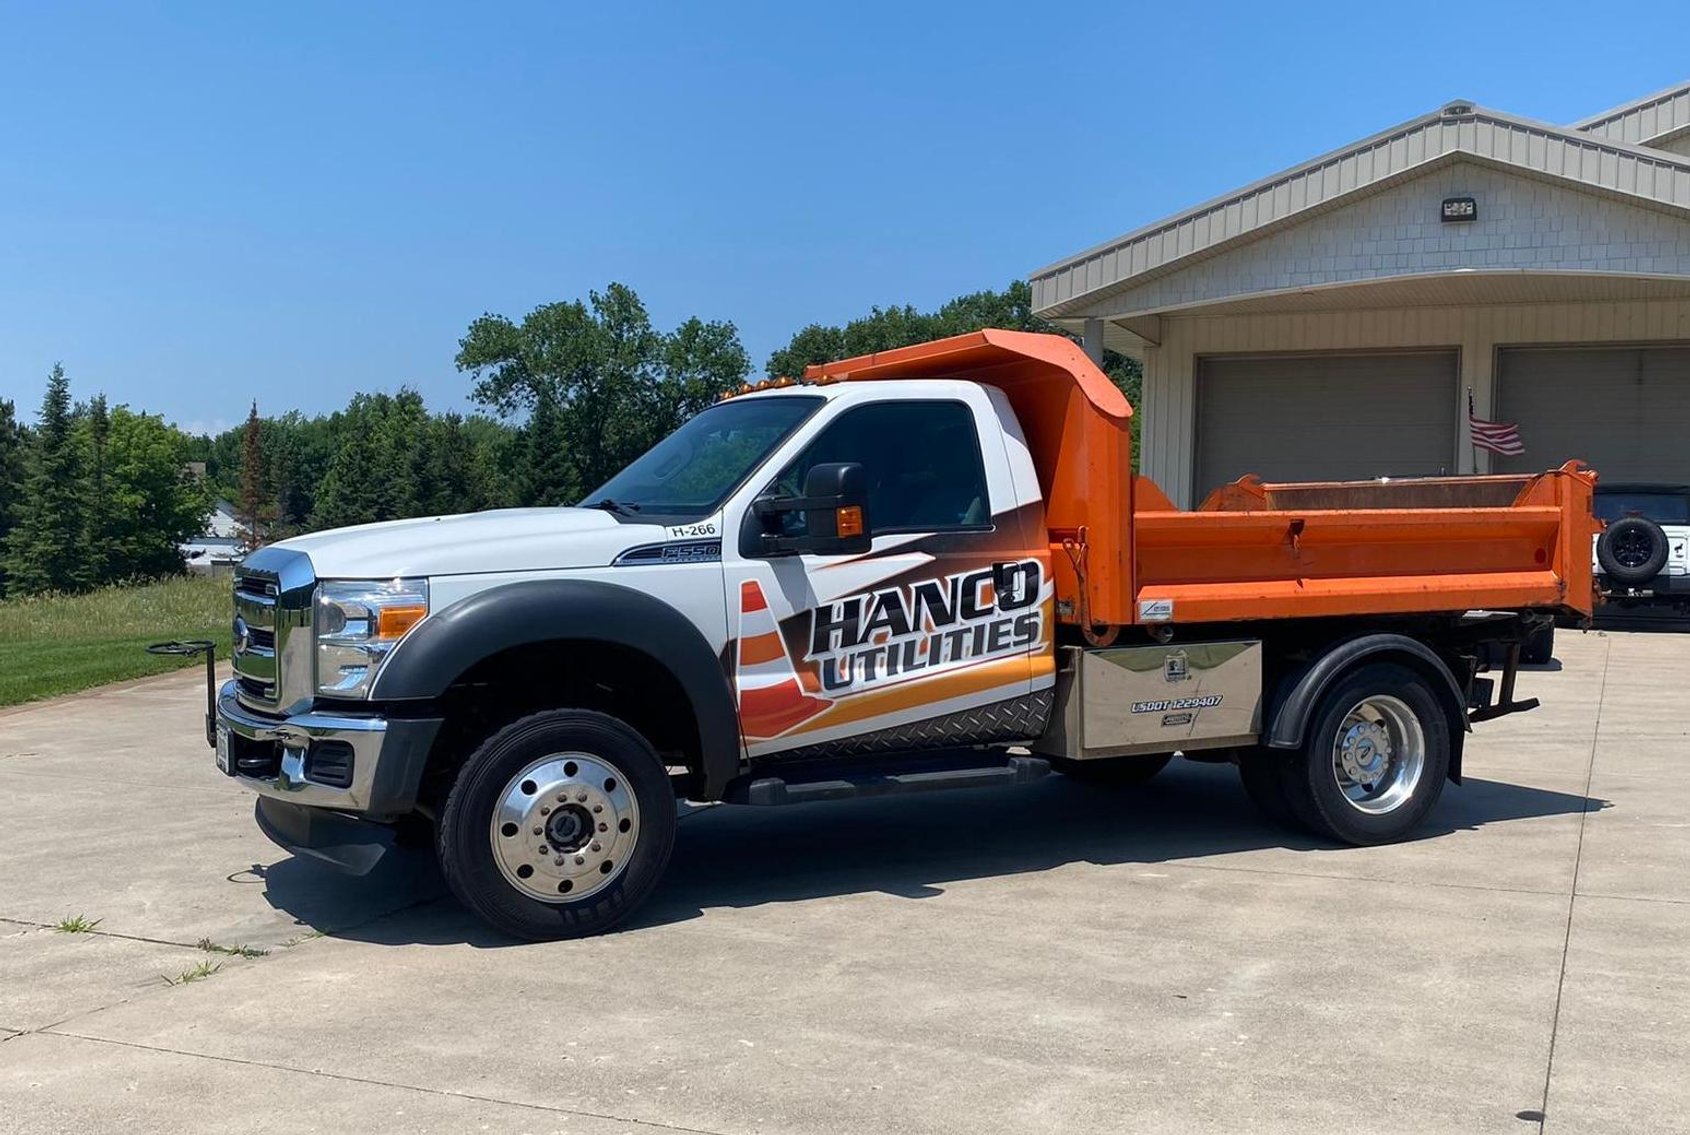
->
[1593,611,1690,634]
[264,760,1605,947]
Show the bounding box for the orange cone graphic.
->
[736,580,831,739]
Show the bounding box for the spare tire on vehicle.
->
[1597,516,1669,586]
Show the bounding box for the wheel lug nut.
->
[592,804,602,813]
[598,823,608,832]
[557,793,567,803]
[532,826,542,835]
[537,845,549,855]
[576,792,587,802]
[574,854,586,865]
[554,856,566,866]
[540,806,551,815]
[590,842,601,852]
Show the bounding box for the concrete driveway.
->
[0,629,1684,1134]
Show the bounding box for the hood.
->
[275,508,659,579]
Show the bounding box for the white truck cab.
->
[218,377,1056,933]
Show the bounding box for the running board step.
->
[725,755,1051,807]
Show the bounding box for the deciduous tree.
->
[101,407,211,580]
[766,281,1143,468]
[456,283,751,502]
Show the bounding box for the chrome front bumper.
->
[215,680,441,818]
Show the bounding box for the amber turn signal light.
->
[375,604,428,639]
[836,505,864,538]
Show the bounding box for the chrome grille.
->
[232,547,315,715]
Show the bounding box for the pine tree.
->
[0,398,26,596]
[236,401,274,549]
[4,364,91,594]
[521,391,575,506]
[82,393,114,585]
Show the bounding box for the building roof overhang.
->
[1573,80,1690,148]
[1074,270,1690,357]
[1034,99,1690,321]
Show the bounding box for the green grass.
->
[160,958,223,987]
[54,914,102,934]
[0,575,232,707]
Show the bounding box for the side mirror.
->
[752,462,871,556]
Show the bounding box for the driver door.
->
[722,391,1050,760]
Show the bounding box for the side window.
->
[770,401,992,535]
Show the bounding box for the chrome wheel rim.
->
[1330,695,1425,816]
[490,753,640,903]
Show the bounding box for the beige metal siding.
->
[1137,298,1690,506]
[1656,133,1690,159]
[1496,346,1690,481]
[1195,351,1458,498]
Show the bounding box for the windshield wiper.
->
[589,498,642,516]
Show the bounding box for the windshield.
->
[584,395,823,517]
[1595,491,1690,524]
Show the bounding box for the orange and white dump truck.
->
[208,330,1598,939]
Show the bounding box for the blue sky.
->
[3,0,1687,434]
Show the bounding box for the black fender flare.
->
[372,579,742,798]
[1263,633,1469,783]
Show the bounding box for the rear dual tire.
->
[1238,663,1450,845]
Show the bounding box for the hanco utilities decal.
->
[734,559,1047,740]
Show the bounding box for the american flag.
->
[1468,391,1524,457]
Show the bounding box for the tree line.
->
[0,366,210,597]
[0,280,1139,598]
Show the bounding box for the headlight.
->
[315,578,429,698]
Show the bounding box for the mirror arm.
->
[753,494,837,516]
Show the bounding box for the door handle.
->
[991,561,1019,606]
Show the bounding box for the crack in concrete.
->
[0,763,241,795]
[41,1030,735,1135]
[1570,890,1690,907]
[0,916,282,955]
[1536,633,1610,1134]
[1106,857,1583,901]
[2,886,445,955]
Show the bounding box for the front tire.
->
[1280,663,1451,845]
[438,709,677,941]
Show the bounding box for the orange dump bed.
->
[803,330,1600,628]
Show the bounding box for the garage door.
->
[1495,346,1690,482]
[1196,351,1459,498]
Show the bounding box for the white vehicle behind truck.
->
[1592,482,1690,613]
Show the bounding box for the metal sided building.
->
[1031,83,1690,506]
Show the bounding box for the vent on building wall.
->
[1441,101,1476,118]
